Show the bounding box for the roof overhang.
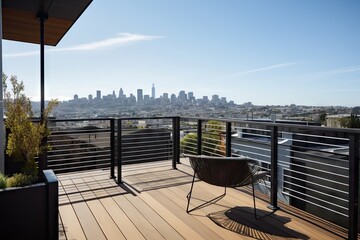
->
[2,0,92,46]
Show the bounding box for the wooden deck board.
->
[113,195,166,240]
[86,200,126,240]
[100,197,146,240]
[58,160,350,240]
[59,205,87,240]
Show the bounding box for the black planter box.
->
[0,170,58,240]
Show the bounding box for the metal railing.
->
[47,118,114,173]
[181,117,359,240]
[16,116,358,239]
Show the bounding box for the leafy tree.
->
[4,75,58,181]
[339,114,360,128]
[181,120,225,156]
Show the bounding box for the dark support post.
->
[172,117,180,169]
[268,126,279,210]
[117,119,122,183]
[197,120,202,155]
[226,122,232,157]
[349,133,359,240]
[176,117,181,164]
[44,170,58,240]
[38,12,48,174]
[110,119,115,179]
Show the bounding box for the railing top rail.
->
[47,116,179,123]
[44,116,360,134]
[182,116,360,134]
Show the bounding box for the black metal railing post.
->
[226,122,232,157]
[197,119,202,155]
[110,118,115,179]
[349,133,359,240]
[117,119,122,183]
[172,117,180,169]
[268,126,279,210]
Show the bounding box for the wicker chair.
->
[184,154,267,219]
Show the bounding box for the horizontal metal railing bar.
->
[231,148,271,159]
[121,131,172,136]
[48,140,107,147]
[278,160,349,178]
[291,138,349,149]
[122,147,172,155]
[48,145,109,153]
[277,153,349,171]
[283,174,348,195]
[50,129,111,135]
[119,116,177,121]
[233,126,272,133]
[121,135,171,141]
[282,191,348,218]
[122,140,173,148]
[282,180,348,203]
[48,118,113,122]
[122,139,172,146]
[48,141,110,149]
[122,155,173,163]
[47,154,110,163]
[122,142,173,150]
[48,137,109,143]
[48,158,110,167]
[122,138,172,145]
[291,132,349,141]
[281,167,349,187]
[231,142,271,152]
[282,186,348,211]
[48,150,111,159]
[52,163,111,172]
[122,151,173,159]
[285,147,350,163]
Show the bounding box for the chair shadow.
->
[208,206,309,240]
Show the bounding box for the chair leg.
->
[186,172,196,213]
[186,173,227,213]
[251,182,258,219]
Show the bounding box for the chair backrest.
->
[185,154,254,187]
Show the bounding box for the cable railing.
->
[47,118,113,173]
[180,117,359,240]
[16,116,358,239]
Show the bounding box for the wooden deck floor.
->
[57,160,349,240]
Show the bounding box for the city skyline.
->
[71,84,233,105]
[2,1,360,107]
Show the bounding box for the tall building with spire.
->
[151,84,155,99]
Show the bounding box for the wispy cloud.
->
[326,65,360,75]
[226,61,300,78]
[4,33,164,58]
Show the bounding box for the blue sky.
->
[3,0,360,106]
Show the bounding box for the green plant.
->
[181,120,225,156]
[6,173,33,188]
[0,174,7,189]
[4,75,59,183]
[339,114,360,128]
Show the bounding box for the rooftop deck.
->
[58,159,349,240]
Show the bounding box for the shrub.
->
[0,174,7,189]
[4,75,58,183]
[6,173,33,188]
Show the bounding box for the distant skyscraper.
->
[137,89,143,103]
[119,88,124,98]
[170,94,177,104]
[151,84,155,99]
[112,90,116,99]
[96,90,101,100]
[211,94,219,103]
[88,94,93,101]
[74,94,79,101]
[178,90,187,103]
